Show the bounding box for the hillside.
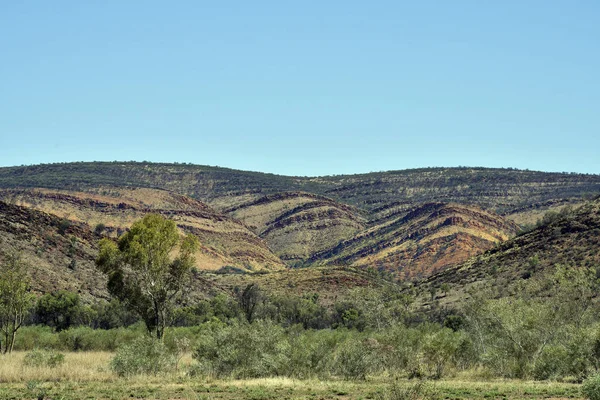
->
[422,197,600,307]
[310,202,518,279]
[0,200,390,304]
[1,162,599,215]
[1,162,600,301]
[224,192,366,262]
[0,187,284,272]
[0,201,107,300]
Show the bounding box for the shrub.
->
[110,336,176,377]
[94,223,106,235]
[23,349,65,368]
[193,320,289,378]
[583,374,600,400]
[285,327,349,379]
[330,338,377,380]
[58,326,143,351]
[421,328,464,379]
[13,326,59,351]
[533,345,569,381]
[376,380,435,400]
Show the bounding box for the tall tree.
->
[0,251,34,354]
[96,214,199,339]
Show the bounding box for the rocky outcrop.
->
[310,203,519,279]
[226,192,366,262]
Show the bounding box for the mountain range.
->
[1,162,599,303]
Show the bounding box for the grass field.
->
[0,352,585,400]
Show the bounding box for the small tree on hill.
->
[0,251,34,354]
[96,214,199,340]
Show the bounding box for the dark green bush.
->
[376,380,435,400]
[13,326,59,351]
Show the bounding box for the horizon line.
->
[1,160,599,178]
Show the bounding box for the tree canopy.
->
[96,214,199,339]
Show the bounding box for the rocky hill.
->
[0,201,107,300]
[421,197,600,307]
[224,192,366,262]
[310,202,518,279]
[1,162,600,301]
[0,187,284,272]
[0,200,389,303]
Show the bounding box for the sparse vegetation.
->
[0,163,600,398]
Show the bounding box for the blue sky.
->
[1,1,599,176]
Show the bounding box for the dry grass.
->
[0,351,585,399]
[0,351,114,383]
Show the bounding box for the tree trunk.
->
[1,331,8,355]
[9,329,16,353]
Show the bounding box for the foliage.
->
[0,251,35,354]
[583,374,600,400]
[88,298,139,330]
[13,324,144,351]
[34,290,83,332]
[96,214,199,339]
[23,349,65,368]
[463,265,600,379]
[193,320,290,379]
[110,335,176,377]
[330,337,378,380]
[57,218,71,235]
[334,286,413,330]
[93,223,106,235]
[266,293,331,329]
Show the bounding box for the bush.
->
[193,320,289,379]
[331,338,378,380]
[583,374,600,400]
[13,326,59,351]
[110,336,176,377]
[376,380,435,400]
[286,328,350,379]
[58,326,143,351]
[23,349,65,368]
[421,328,464,379]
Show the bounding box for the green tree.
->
[96,214,199,339]
[0,252,34,354]
[34,290,83,331]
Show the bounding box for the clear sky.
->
[1,1,599,176]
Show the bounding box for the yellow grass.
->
[0,351,584,399]
[0,351,114,383]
